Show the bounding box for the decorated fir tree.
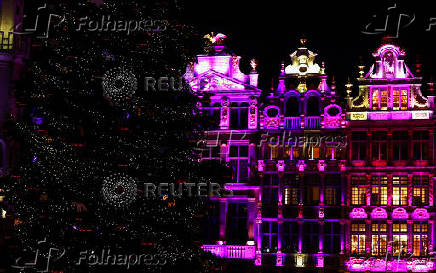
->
[1,0,226,272]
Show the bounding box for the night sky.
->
[184,0,436,97]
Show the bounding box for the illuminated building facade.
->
[345,44,436,272]
[187,36,436,272]
[186,36,348,272]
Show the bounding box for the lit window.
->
[380,90,388,110]
[371,176,387,206]
[392,88,408,110]
[400,89,408,110]
[371,88,388,110]
[393,222,408,256]
[393,89,400,110]
[351,176,367,206]
[284,188,298,205]
[372,89,379,110]
[393,175,408,206]
[393,187,408,206]
[413,222,428,256]
[371,223,387,256]
[412,175,429,206]
[351,223,366,255]
[307,146,320,160]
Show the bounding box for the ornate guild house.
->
[185,34,436,272]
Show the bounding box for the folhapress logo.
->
[362,3,415,38]
[11,238,66,272]
[13,4,65,39]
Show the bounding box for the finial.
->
[300,38,307,47]
[320,62,326,75]
[331,76,336,90]
[416,55,422,76]
[428,77,435,95]
[358,65,365,78]
[250,59,258,73]
[346,78,353,95]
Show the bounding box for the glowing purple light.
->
[370,207,387,219]
[392,208,409,219]
[350,208,367,219]
[32,117,44,125]
[412,208,430,220]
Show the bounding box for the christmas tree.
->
[1,0,226,272]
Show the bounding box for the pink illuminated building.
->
[345,44,436,272]
[186,36,436,272]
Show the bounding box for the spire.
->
[428,76,435,96]
[345,78,353,108]
[300,37,308,47]
[331,76,336,92]
[250,59,258,73]
[320,62,326,75]
[415,55,422,76]
[318,62,329,93]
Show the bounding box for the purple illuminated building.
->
[186,35,436,272]
[345,44,436,272]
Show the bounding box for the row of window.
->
[202,143,346,161]
[351,131,429,161]
[265,143,345,160]
[371,88,408,111]
[351,222,428,257]
[262,221,340,253]
[351,175,429,206]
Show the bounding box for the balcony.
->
[304,116,321,129]
[284,117,301,129]
[284,117,321,129]
[201,244,256,259]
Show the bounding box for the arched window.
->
[285,97,299,117]
[306,96,320,116]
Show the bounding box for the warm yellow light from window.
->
[0,0,15,49]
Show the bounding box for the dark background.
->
[184,0,436,97]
